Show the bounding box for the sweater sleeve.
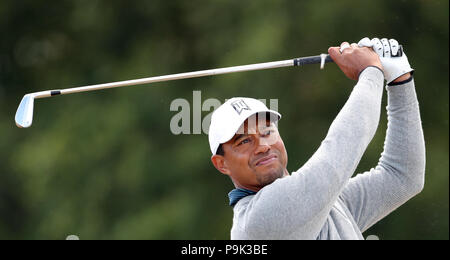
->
[237,67,385,239]
[339,78,426,232]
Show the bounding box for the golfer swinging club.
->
[208,37,425,239]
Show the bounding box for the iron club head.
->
[15,94,35,128]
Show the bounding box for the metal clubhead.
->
[15,94,35,128]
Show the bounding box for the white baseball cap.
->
[208,97,281,155]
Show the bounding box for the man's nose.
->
[254,135,271,154]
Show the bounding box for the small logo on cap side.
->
[231,99,251,115]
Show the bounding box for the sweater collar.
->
[228,188,257,206]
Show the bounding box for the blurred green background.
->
[0,0,448,240]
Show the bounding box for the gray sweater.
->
[230,67,426,240]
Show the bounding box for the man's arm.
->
[340,76,425,232]
[236,44,385,239]
[339,38,425,232]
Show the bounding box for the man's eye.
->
[263,130,273,136]
[238,138,250,146]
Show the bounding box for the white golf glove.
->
[358,37,413,84]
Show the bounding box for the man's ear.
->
[211,154,231,176]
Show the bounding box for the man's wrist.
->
[392,73,412,83]
[388,72,414,86]
[358,65,384,80]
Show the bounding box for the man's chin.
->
[256,166,285,186]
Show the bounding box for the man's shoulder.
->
[233,194,254,211]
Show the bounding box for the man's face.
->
[211,115,289,191]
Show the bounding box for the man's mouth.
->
[255,154,277,166]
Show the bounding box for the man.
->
[208,37,425,240]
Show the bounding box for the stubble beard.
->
[255,164,286,187]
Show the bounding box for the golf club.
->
[15,54,333,128]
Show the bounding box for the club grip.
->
[293,55,333,66]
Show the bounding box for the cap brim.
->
[217,110,281,146]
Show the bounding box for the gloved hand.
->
[358,37,413,84]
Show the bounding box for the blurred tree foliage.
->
[0,0,448,239]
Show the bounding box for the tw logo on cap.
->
[231,99,251,115]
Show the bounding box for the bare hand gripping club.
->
[15,54,333,128]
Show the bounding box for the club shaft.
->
[34,54,332,99]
